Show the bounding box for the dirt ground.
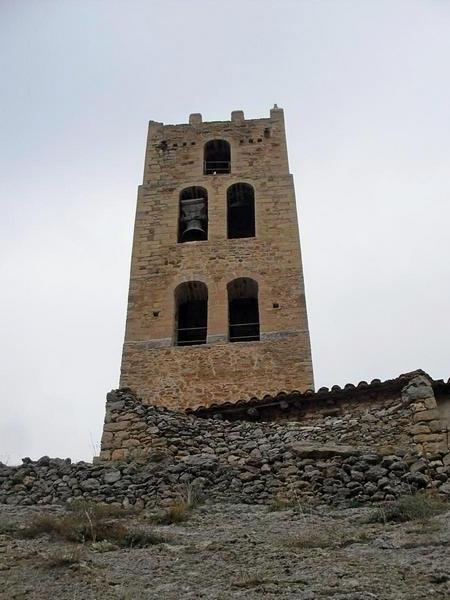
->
[0,501,449,600]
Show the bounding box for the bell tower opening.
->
[174,281,208,346]
[227,183,255,239]
[178,186,208,243]
[203,139,231,174]
[227,277,260,343]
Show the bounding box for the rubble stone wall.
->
[1,374,449,508]
[100,373,450,462]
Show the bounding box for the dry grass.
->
[90,540,119,552]
[151,499,190,525]
[22,512,123,543]
[21,501,166,548]
[286,524,371,550]
[149,484,204,525]
[367,492,448,524]
[287,526,335,549]
[42,546,83,569]
[67,500,129,519]
[267,496,296,512]
[231,570,265,588]
[267,492,315,516]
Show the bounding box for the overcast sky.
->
[1,0,450,465]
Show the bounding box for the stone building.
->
[119,107,314,410]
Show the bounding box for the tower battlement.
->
[120,107,314,410]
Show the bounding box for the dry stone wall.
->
[100,372,450,461]
[1,374,449,508]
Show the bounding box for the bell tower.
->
[120,107,314,410]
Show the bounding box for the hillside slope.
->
[1,500,449,599]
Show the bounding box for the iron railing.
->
[176,325,207,346]
[176,322,261,345]
[203,161,231,175]
[229,321,260,343]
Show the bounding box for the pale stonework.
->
[120,107,314,410]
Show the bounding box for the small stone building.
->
[120,107,314,410]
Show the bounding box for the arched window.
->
[204,140,231,174]
[178,187,208,243]
[174,281,208,346]
[227,278,260,343]
[227,183,255,239]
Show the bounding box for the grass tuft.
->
[267,496,296,512]
[287,526,334,549]
[21,501,165,547]
[367,492,448,524]
[42,546,83,569]
[231,570,265,588]
[148,484,204,525]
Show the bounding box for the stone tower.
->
[119,106,314,410]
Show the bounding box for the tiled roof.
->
[186,370,450,420]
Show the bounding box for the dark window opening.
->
[204,139,231,174]
[178,186,208,243]
[227,183,255,239]
[227,278,260,343]
[264,127,271,138]
[175,281,208,346]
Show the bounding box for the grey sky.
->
[1,0,450,464]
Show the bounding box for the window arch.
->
[174,281,208,346]
[204,140,231,174]
[227,183,255,239]
[178,186,208,243]
[227,278,260,343]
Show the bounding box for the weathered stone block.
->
[428,420,444,433]
[291,443,359,459]
[409,424,431,435]
[423,397,438,409]
[422,442,447,454]
[103,470,121,484]
[111,449,126,461]
[100,432,115,450]
[80,478,100,491]
[122,438,140,448]
[103,422,131,432]
[412,409,440,423]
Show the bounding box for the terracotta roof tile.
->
[186,369,449,419]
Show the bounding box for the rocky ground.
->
[0,499,449,600]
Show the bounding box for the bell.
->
[181,219,207,242]
[180,197,207,242]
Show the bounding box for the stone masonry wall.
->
[120,107,314,409]
[101,373,450,462]
[121,336,313,410]
[2,374,448,509]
